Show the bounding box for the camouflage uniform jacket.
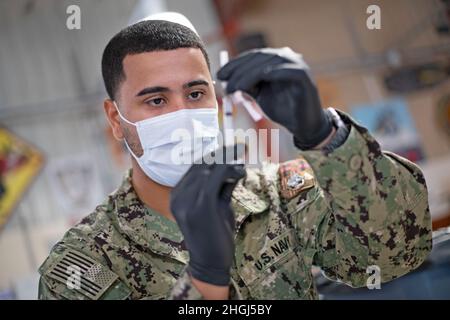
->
[38,111,432,300]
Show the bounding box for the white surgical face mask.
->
[114,102,219,187]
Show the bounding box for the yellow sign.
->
[0,127,44,229]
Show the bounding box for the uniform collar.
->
[231,178,270,228]
[114,170,189,264]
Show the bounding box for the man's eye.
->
[188,91,204,101]
[146,97,165,106]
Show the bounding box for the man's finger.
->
[260,63,309,82]
[217,51,257,81]
[220,165,245,200]
[226,64,266,95]
[206,164,245,198]
[170,163,210,205]
[222,54,279,93]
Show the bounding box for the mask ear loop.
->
[113,101,141,160]
[113,101,136,126]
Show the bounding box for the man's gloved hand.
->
[170,162,246,286]
[217,47,333,150]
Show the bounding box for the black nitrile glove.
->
[170,160,246,286]
[217,47,333,150]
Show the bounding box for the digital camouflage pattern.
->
[38,111,432,299]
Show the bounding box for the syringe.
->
[219,50,235,147]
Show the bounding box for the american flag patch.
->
[45,249,118,300]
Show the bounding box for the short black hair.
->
[101,20,210,100]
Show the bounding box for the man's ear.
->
[103,99,124,140]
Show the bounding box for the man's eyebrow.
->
[183,79,209,89]
[136,86,169,97]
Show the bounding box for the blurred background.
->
[0,0,449,299]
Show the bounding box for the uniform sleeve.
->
[297,111,432,287]
[169,270,204,300]
[38,277,65,300]
[38,243,132,300]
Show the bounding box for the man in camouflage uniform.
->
[38,16,432,300]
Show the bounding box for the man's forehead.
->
[120,47,210,91]
[123,47,207,73]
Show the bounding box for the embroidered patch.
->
[239,232,296,285]
[45,249,118,300]
[279,158,315,199]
